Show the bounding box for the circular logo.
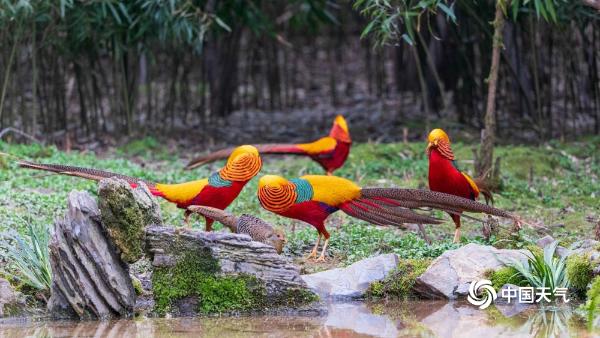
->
[467,279,497,309]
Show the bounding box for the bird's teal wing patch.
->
[291,178,314,203]
[208,172,232,187]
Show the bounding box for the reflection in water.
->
[0,301,594,338]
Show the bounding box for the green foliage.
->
[354,0,457,45]
[583,276,600,330]
[0,222,52,291]
[507,241,570,295]
[367,259,431,299]
[487,266,527,290]
[566,254,593,294]
[354,0,592,46]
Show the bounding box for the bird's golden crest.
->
[257,175,297,212]
[330,115,351,143]
[334,115,349,134]
[426,128,455,160]
[219,145,262,181]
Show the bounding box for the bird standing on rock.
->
[19,145,262,231]
[426,128,494,243]
[257,174,517,262]
[187,205,287,254]
[186,115,352,175]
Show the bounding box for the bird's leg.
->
[326,171,333,176]
[451,214,461,243]
[306,233,321,260]
[205,218,214,232]
[417,224,432,245]
[183,210,192,228]
[316,238,329,262]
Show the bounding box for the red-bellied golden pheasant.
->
[185,115,352,175]
[426,128,494,243]
[18,145,262,231]
[257,174,517,261]
[188,205,287,254]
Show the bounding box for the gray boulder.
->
[0,278,24,317]
[414,243,527,299]
[301,253,399,299]
[567,239,600,257]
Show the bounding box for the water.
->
[0,301,594,338]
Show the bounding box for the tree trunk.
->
[476,0,506,177]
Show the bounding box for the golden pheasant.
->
[257,174,517,261]
[426,128,494,243]
[187,205,287,254]
[19,145,262,231]
[185,115,352,175]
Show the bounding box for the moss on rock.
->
[151,251,269,314]
[98,179,162,263]
[366,259,431,300]
[566,253,593,294]
[131,276,144,296]
[486,266,525,290]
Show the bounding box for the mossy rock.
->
[566,253,593,294]
[366,259,431,300]
[152,251,266,314]
[152,238,318,315]
[98,178,162,263]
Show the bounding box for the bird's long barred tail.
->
[340,197,444,227]
[186,148,236,169]
[187,206,239,232]
[18,161,155,188]
[186,144,303,170]
[360,188,515,219]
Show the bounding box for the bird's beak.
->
[426,140,439,154]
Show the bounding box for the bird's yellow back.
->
[155,179,208,205]
[297,137,337,155]
[300,175,361,206]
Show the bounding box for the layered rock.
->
[48,190,136,319]
[145,226,313,315]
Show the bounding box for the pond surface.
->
[0,301,594,338]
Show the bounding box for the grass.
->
[0,222,52,292]
[0,136,598,270]
[505,241,570,295]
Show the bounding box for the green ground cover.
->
[1,136,598,270]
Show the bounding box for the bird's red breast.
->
[428,149,478,200]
